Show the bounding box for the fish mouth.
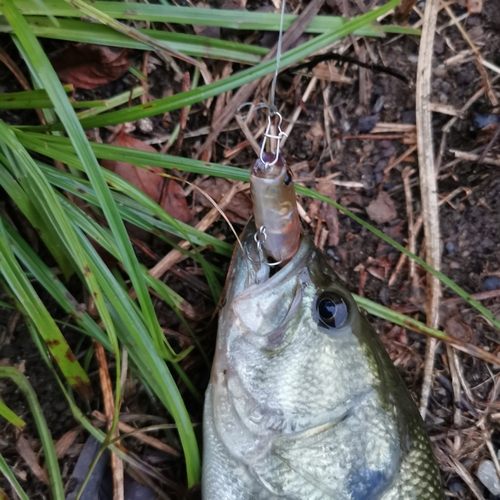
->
[238,221,313,289]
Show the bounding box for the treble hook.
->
[247,226,283,267]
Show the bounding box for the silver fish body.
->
[203,224,444,499]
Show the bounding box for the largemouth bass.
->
[203,154,444,499]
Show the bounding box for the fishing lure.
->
[250,151,300,264]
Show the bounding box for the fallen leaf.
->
[52,44,131,89]
[381,325,421,369]
[196,177,252,224]
[366,266,386,280]
[443,315,472,343]
[441,304,473,343]
[102,133,192,224]
[305,122,324,156]
[162,178,193,223]
[366,191,397,224]
[55,429,80,459]
[17,434,49,485]
[467,0,482,13]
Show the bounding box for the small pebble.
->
[473,113,500,130]
[441,81,451,93]
[445,241,455,254]
[379,286,389,306]
[477,460,500,496]
[447,479,463,494]
[433,65,447,78]
[357,115,379,133]
[137,118,154,134]
[326,249,340,262]
[483,277,500,292]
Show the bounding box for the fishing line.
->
[236,0,288,165]
[270,0,287,113]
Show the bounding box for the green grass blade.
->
[75,86,147,119]
[353,293,452,342]
[0,152,76,277]
[40,194,201,360]
[0,367,64,500]
[0,81,145,114]
[0,217,92,398]
[19,0,402,131]
[0,16,266,64]
[0,123,120,361]
[1,216,112,350]
[12,0,413,35]
[0,453,30,500]
[0,85,71,109]
[0,399,26,428]
[3,212,200,408]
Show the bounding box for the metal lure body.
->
[250,152,300,264]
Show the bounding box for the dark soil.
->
[2,1,500,499]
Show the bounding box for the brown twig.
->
[477,122,500,165]
[450,149,500,166]
[94,341,124,500]
[415,0,442,420]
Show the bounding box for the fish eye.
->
[283,170,293,186]
[316,293,348,329]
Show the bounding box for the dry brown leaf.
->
[196,177,252,224]
[366,191,397,224]
[381,325,422,369]
[52,44,131,89]
[441,304,473,343]
[366,266,386,280]
[102,133,192,224]
[305,122,324,156]
[467,0,482,13]
[16,434,49,485]
[54,429,80,459]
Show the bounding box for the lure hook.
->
[248,226,283,267]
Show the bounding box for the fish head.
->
[212,223,389,450]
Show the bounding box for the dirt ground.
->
[1,0,500,498]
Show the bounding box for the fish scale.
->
[203,222,444,499]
